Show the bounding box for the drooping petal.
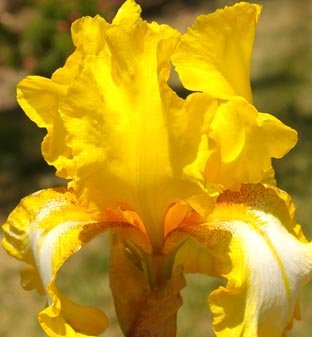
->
[172,2,261,103]
[167,184,312,337]
[205,98,297,189]
[2,187,150,337]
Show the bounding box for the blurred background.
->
[0,0,312,336]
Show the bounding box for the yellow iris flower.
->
[2,1,312,337]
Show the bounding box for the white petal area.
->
[2,188,110,336]
[31,220,96,296]
[2,187,152,337]
[218,212,311,337]
[254,209,312,294]
[174,184,312,337]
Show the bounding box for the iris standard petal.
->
[2,187,150,337]
[16,0,222,248]
[172,2,261,103]
[171,2,297,191]
[169,184,312,337]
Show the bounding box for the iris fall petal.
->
[172,184,312,337]
[2,187,150,336]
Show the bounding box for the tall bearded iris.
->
[2,1,312,337]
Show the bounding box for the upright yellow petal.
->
[71,15,109,55]
[168,184,312,337]
[172,2,261,102]
[17,13,112,179]
[2,188,150,337]
[112,0,141,25]
[17,0,224,248]
[58,20,176,247]
[171,2,297,190]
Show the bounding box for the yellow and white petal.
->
[2,187,150,337]
[172,2,261,103]
[171,184,312,337]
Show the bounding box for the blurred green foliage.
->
[1,0,121,75]
[22,0,107,75]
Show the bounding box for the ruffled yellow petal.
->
[172,2,261,103]
[170,184,312,337]
[58,19,179,247]
[2,187,150,337]
[17,0,223,248]
[17,77,75,178]
[205,98,297,189]
[112,0,141,25]
[17,0,297,249]
[71,15,109,56]
[171,2,297,190]
[17,16,109,179]
[7,1,308,336]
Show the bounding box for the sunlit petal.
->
[169,184,312,337]
[205,98,297,189]
[6,2,308,337]
[2,187,150,337]
[172,1,297,191]
[172,2,261,102]
[17,77,74,178]
[17,0,225,247]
